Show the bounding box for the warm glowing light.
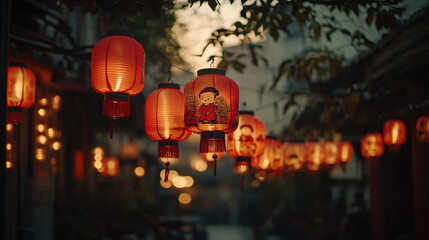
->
[6,123,14,132]
[6,161,13,169]
[159,157,177,165]
[93,147,104,156]
[160,179,172,188]
[173,176,188,189]
[39,98,48,106]
[52,141,61,151]
[36,124,46,133]
[38,109,46,117]
[37,135,48,145]
[160,169,179,181]
[6,143,12,151]
[251,180,261,188]
[178,193,192,204]
[94,161,103,169]
[47,128,55,138]
[94,155,102,161]
[255,171,267,181]
[134,166,145,177]
[52,95,61,110]
[35,148,46,161]
[184,176,194,187]
[191,158,208,172]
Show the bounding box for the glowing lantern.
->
[145,83,191,180]
[102,157,120,177]
[305,140,325,171]
[338,141,353,163]
[120,142,140,159]
[233,160,251,189]
[417,116,429,142]
[91,32,145,137]
[257,137,284,172]
[184,68,239,156]
[361,133,384,158]
[228,111,266,177]
[283,141,305,171]
[7,63,36,123]
[323,141,339,165]
[383,119,406,151]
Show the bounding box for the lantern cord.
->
[210,58,215,68]
[213,154,218,177]
[164,161,170,182]
[109,119,114,139]
[167,62,172,83]
[240,174,244,190]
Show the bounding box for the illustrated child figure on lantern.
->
[199,87,219,124]
[239,124,256,155]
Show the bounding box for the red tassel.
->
[103,100,130,118]
[158,140,179,159]
[164,162,170,182]
[212,153,218,177]
[240,174,244,190]
[7,107,23,124]
[200,138,225,153]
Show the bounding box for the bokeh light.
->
[52,141,61,151]
[191,158,208,172]
[37,135,48,145]
[36,124,46,133]
[38,109,47,117]
[52,95,61,110]
[39,98,48,106]
[134,166,145,177]
[178,193,192,204]
[6,143,12,151]
[6,161,13,169]
[160,179,172,188]
[251,179,261,188]
[6,123,14,133]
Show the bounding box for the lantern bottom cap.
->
[7,108,23,123]
[103,99,130,118]
[200,131,226,153]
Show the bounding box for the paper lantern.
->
[323,141,339,165]
[305,140,325,171]
[417,116,429,142]
[145,83,191,179]
[102,157,119,177]
[120,142,140,159]
[228,111,266,175]
[252,137,284,172]
[338,141,353,163]
[361,133,384,158]
[184,68,239,155]
[283,141,305,171]
[7,63,36,123]
[91,32,144,126]
[383,119,406,149]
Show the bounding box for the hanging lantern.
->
[102,157,120,177]
[257,136,284,173]
[228,111,266,177]
[7,63,36,123]
[120,142,140,159]
[283,141,305,171]
[383,119,406,152]
[338,141,353,163]
[305,140,325,171]
[145,83,191,180]
[91,32,145,138]
[184,68,239,171]
[323,141,339,166]
[361,133,384,158]
[416,116,429,142]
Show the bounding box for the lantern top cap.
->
[266,136,278,140]
[239,110,254,115]
[197,68,225,76]
[9,62,28,68]
[106,30,134,38]
[158,83,180,89]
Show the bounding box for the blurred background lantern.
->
[305,140,325,171]
[7,63,36,123]
[102,157,120,177]
[283,141,305,171]
[338,141,353,170]
[383,119,406,152]
[417,116,429,142]
[184,68,239,157]
[228,111,266,177]
[91,32,145,138]
[145,83,191,180]
[361,133,384,159]
[258,136,284,173]
[323,141,339,166]
[120,142,140,159]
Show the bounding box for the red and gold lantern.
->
[283,141,305,171]
[228,111,266,176]
[305,140,325,171]
[102,157,120,177]
[383,119,406,151]
[417,116,429,142]
[91,32,144,137]
[184,68,239,155]
[338,141,353,163]
[7,63,36,123]
[361,133,384,158]
[145,83,191,179]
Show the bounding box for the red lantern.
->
[91,32,145,136]
[228,111,266,175]
[338,141,353,163]
[323,141,339,165]
[102,157,120,177]
[383,119,406,152]
[252,137,284,172]
[417,116,429,142]
[361,133,384,158]
[7,63,36,123]
[305,140,325,171]
[145,83,191,179]
[184,68,239,155]
[283,141,305,171]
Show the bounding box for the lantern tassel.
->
[158,140,179,159]
[213,154,218,177]
[164,162,170,182]
[240,174,244,190]
[103,100,130,118]
[109,120,114,139]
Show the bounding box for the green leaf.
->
[208,0,218,11]
[217,59,228,70]
[269,26,280,41]
[231,61,246,72]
